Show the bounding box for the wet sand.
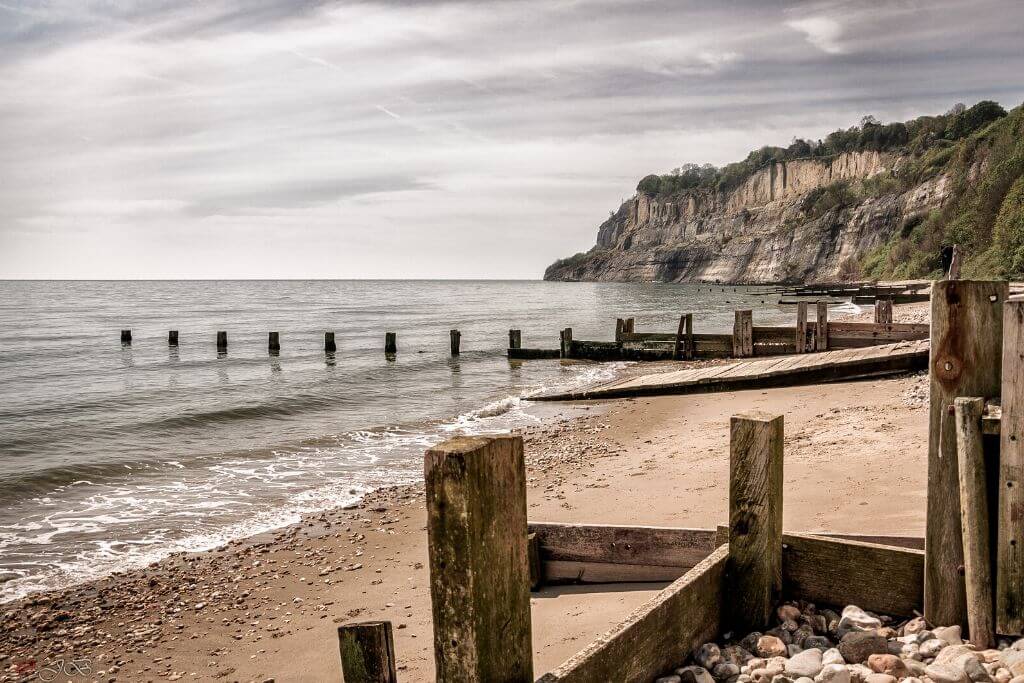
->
[0,304,931,683]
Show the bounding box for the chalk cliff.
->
[544,150,950,283]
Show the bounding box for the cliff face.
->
[545,150,951,283]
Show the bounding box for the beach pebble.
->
[902,618,928,636]
[840,606,883,632]
[716,663,742,680]
[724,646,756,666]
[823,649,845,666]
[678,665,716,683]
[778,606,803,622]
[657,677,683,683]
[925,663,971,683]
[994,670,1011,683]
[921,639,947,659]
[934,627,964,647]
[867,654,908,678]
[1000,650,1024,677]
[805,637,835,652]
[758,636,789,659]
[864,674,898,683]
[698,644,724,670]
[786,648,824,678]
[840,632,889,664]
[849,663,876,683]
[815,664,850,683]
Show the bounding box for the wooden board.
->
[998,300,1024,635]
[528,523,715,570]
[536,545,727,683]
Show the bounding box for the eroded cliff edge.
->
[545,150,949,283]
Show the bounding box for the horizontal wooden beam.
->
[537,545,727,683]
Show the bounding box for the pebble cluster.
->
[659,603,1024,683]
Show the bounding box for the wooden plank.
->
[728,411,783,633]
[927,280,1007,630]
[424,435,533,682]
[815,302,828,351]
[543,560,690,584]
[536,545,727,683]
[782,533,923,617]
[528,532,543,591]
[338,621,398,683]
[796,302,808,354]
[999,299,1024,635]
[954,397,995,647]
[684,314,694,360]
[673,315,686,360]
[528,522,715,571]
[733,310,754,357]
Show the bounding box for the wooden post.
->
[926,280,1007,629]
[424,435,533,682]
[168,330,178,346]
[528,532,543,591]
[815,302,829,351]
[337,621,398,683]
[120,329,132,345]
[325,332,337,353]
[796,302,808,354]
[728,411,784,633]
[268,331,280,353]
[955,397,995,648]
[450,329,461,356]
[625,318,635,334]
[684,314,694,360]
[999,298,1024,635]
[875,299,893,324]
[732,310,753,358]
[216,331,227,351]
[560,327,573,359]
[508,329,521,350]
[673,315,685,360]
[615,319,624,342]
[384,332,397,355]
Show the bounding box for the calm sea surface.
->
[0,280,855,601]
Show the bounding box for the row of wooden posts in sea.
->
[332,281,1024,683]
[117,299,908,362]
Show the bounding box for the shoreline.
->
[0,302,931,682]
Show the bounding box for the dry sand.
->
[0,303,932,683]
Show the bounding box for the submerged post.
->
[424,435,533,682]
[733,310,753,358]
[168,330,178,346]
[508,329,521,350]
[450,329,461,356]
[955,397,995,648]
[815,302,829,351]
[615,318,625,342]
[728,411,784,633]
[120,329,132,345]
[926,280,1007,629]
[324,331,337,353]
[796,302,808,354]
[268,331,280,353]
[337,621,398,683]
[560,327,573,359]
[384,332,397,355]
[216,331,227,351]
[999,298,1024,635]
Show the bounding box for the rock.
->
[794,626,816,646]
[791,645,806,657]
[963,657,995,683]
[743,633,765,653]
[758,636,789,659]
[794,678,814,683]
[805,637,834,651]
[1000,651,1024,677]
[768,627,794,645]
[926,664,970,683]
[840,632,889,664]
[678,665,716,683]
[748,659,767,672]
[657,677,683,683]
[904,679,922,683]
[716,663,742,680]
[752,669,773,683]
[849,664,876,683]
[698,644,724,671]
[921,639,947,659]
[868,654,909,678]
[772,676,794,683]
[778,605,803,622]
[995,671,1011,683]
[723,647,756,666]
[840,606,883,632]
[822,610,842,635]
[905,659,927,676]
[786,648,824,678]
[808,615,829,636]
[823,649,845,667]
[1010,677,1024,683]
[934,627,964,647]
[816,664,851,683]
[935,645,979,667]
[865,675,897,683]
[903,618,928,636]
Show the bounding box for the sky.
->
[1,0,1023,279]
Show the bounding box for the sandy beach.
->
[0,303,932,683]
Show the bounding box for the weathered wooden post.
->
[815,302,829,351]
[338,621,398,683]
[508,329,522,350]
[120,329,132,345]
[615,319,624,342]
[673,314,693,360]
[528,532,543,591]
[926,280,1007,629]
[732,310,753,358]
[796,302,808,354]
[168,330,178,346]
[875,299,894,324]
[384,332,397,355]
[999,297,1024,636]
[955,397,995,648]
[424,435,533,682]
[268,332,280,353]
[728,411,784,633]
[216,331,227,352]
[450,329,461,356]
[560,328,573,359]
[625,318,635,334]
[325,332,337,353]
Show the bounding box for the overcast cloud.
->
[1,0,1022,278]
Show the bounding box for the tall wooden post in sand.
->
[815,302,829,351]
[955,396,995,647]
[450,329,461,356]
[728,411,783,633]
[796,303,808,354]
[268,331,280,353]
[216,331,227,352]
[998,299,1024,635]
[384,332,397,355]
[121,329,132,345]
[560,328,573,359]
[875,299,894,324]
[732,310,753,358]
[509,329,522,350]
[673,314,693,360]
[926,280,1007,629]
[324,332,337,353]
[424,435,533,682]
[338,621,398,683]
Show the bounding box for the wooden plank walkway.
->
[529,339,929,401]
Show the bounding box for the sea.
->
[0,280,857,602]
